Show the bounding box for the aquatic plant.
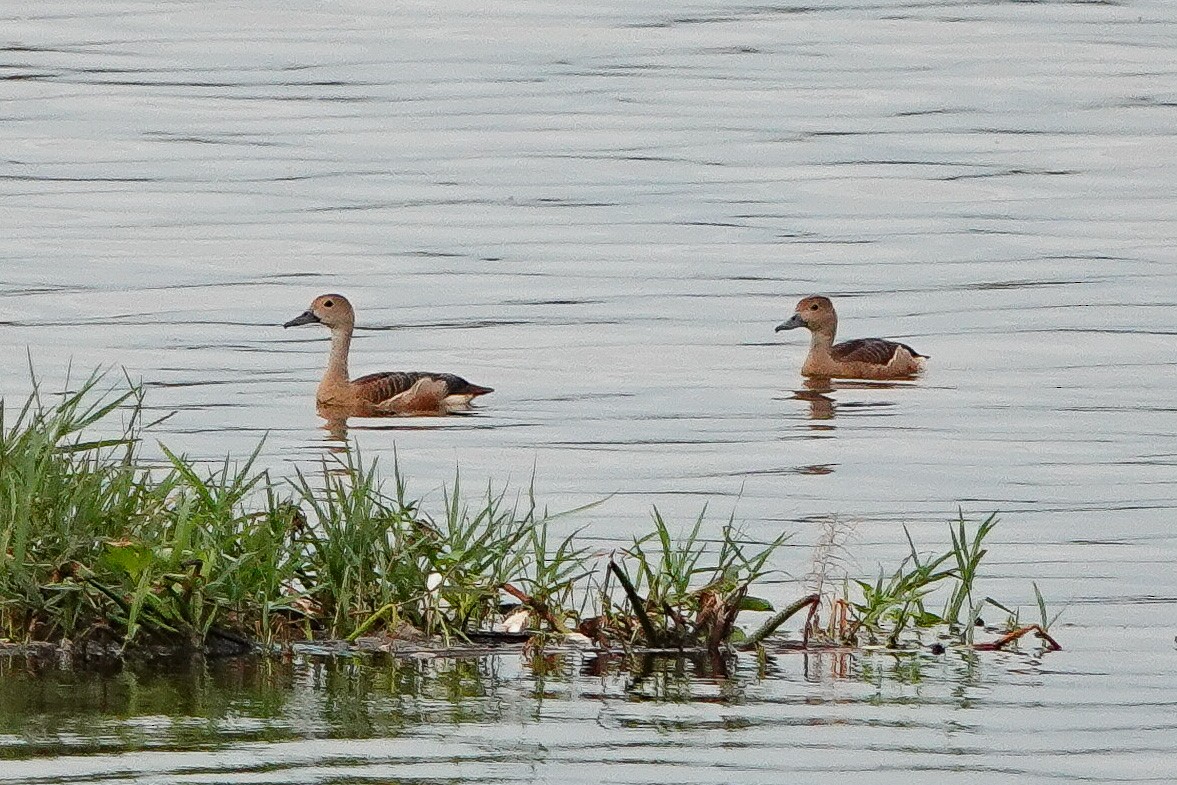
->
[0,372,1059,659]
[0,372,642,651]
[599,509,787,651]
[782,512,1061,653]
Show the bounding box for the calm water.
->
[2,0,1176,781]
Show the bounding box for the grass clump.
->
[772,513,1063,653]
[0,373,788,656]
[0,372,309,649]
[0,372,582,651]
[0,372,1060,659]
[600,509,786,650]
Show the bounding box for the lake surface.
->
[1,0,1176,781]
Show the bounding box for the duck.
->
[775,295,927,380]
[283,293,493,415]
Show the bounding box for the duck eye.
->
[809,304,818,310]
[323,299,334,307]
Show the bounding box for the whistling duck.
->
[284,294,493,415]
[775,296,927,380]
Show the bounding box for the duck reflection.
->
[789,378,907,422]
[318,403,477,444]
[321,408,351,445]
[792,377,838,421]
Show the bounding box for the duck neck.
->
[808,321,837,356]
[323,324,352,385]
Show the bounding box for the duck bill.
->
[284,310,320,328]
[775,314,805,332]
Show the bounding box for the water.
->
[2,0,1176,781]
[3,649,1159,784]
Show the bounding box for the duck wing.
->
[351,371,492,404]
[831,338,926,365]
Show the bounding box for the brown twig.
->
[712,586,746,653]
[802,595,820,647]
[608,560,660,646]
[501,582,568,634]
[974,624,1061,652]
[662,601,690,634]
[739,593,821,650]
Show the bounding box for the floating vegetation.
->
[757,512,1064,654]
[0,372,1060,660]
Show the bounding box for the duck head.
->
[284,293,355,330]
[776,295,837,335]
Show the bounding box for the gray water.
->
[2,0,1176,781]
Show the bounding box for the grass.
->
[601,509,786,650]
[0,371,1060,658]
[791,512,1062,652]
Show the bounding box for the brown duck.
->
[775,295,927,380]
[284,293,493,415]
